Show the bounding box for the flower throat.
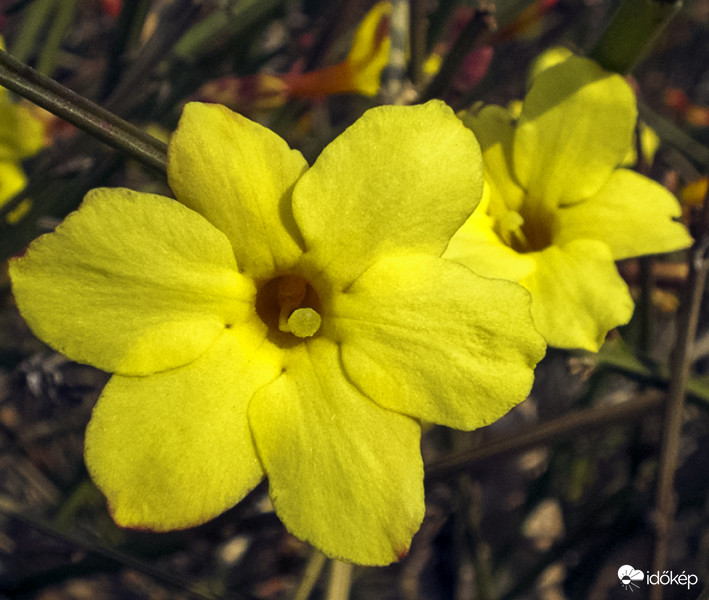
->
[256,275,322,340]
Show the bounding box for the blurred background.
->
[0,0,708,598]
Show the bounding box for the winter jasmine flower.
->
[197,1,391,111]
[10,100,545,565]
[445,53,692,351]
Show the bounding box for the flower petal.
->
[520,241,634,351]
[553,169,692,260]
[526,46,574,85]
[293,101,484,288]
[249,339,424,565]
[0,161,27,208]
[85,328,282,531]
[10,188,252,375]
[346,1,392,96]
[513,55,636,208]
[444,197,537,282]
[458,105,525,216]
[329,255,545,430]
[0,91,45,161]
[168,102,308,279]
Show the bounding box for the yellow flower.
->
[10,100,545,565]
[445,54,692,352]
[0,37,46,222]
[197,1,391,111]
[284,0,390,99]
[0,76,45,216]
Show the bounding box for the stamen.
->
[498,210,531,252]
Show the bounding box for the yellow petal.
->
[5,198,31,225]
[444,195,537,282]
[249,338,424,565]
[458,105,526,216]
[85,329,282,531]
[0,96,45,161]
[681,177,708,208]
[329,255,545,430]
[294,101,483,288]
[0,161,27,208]
[513,55,636,208]
[168,102,308,279]
[622,121,661,167]
[346,1,392,96]
[10,188,253,375]
[526,46,573,86]
[553,169,692,260]
[520,241,634,351]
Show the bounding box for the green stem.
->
[173,0,284,62]
[10,0,55,64]
[0,49,167,173]
[36,0,79,75]
[639,101,709,168]
[589,0,682,74]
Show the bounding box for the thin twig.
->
[0,495,227,600]
[425,392,664,483]
[650,188,709,600]
[0,48,167,173]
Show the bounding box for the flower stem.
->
[425,391,665,483]
[589,0,682,74]
[0,48,167,173]
[326,560,353,600]
[650,187,709,600]
[290,550,327,600]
